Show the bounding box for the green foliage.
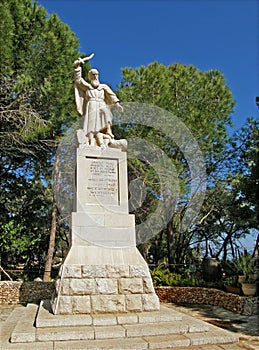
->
[0,221,28,256]
[0,0,81,274]
[0,168,52,270]
[235,254,256,282]
[229,119,259,229]
[0,0,80,152]
[150,263,198,287]
[118,62,234,162]
[117,61,236,266]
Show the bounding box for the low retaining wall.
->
[0,281,55,304]
[155,286,258,316]
[0,281,257,315]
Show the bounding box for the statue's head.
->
[88,69,99,87]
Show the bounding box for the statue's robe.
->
[74,67,119,135]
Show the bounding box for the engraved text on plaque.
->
[85,158,119,205]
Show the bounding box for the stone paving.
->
[166,303,259,350]
[0,302,258,349]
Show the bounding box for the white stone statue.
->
[74,54,126,149]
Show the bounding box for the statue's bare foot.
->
[106,131,114,139]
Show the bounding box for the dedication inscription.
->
[85,158,119,205]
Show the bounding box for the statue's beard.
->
[91,79,100,88]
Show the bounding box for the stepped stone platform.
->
[5,301,239,349]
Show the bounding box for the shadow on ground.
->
[170,303,259,337]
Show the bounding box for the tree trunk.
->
[43,203,57,282]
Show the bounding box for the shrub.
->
[150,263,198,287]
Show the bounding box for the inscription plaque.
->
[85,158,119,205]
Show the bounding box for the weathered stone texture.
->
[55,295,72,314]
[51,261,159,314]
[129,265,149,278]
[63,265,81,278]
[143,277,155,293]
[155,286,258,315]
[125,294,143,311]
[70,279,95,295]
[142,294,160,311]
[91,295,126,313]
[106,265,130,278]
[118,278,143,294]
[71,295,91,313]
[95,278,118,294]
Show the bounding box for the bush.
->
[150,263,198,287]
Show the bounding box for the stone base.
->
[51,246,160,314]
[9,301,240,348]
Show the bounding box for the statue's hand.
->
[74,59,81,68]
[116,103,123,112]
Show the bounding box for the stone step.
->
[9,331,239,350]
[36,300,183,328]
[9,302,239,348]
[53,331,239,350]
[10,303,38,343]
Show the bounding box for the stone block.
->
[125,321,188,337]
[70,279,95,295]
[54,338,148,349]
[143,277,155,293]
[105,264,130,278]
[36,325,94,342]
[125,294,143,311]
[96,278,118,294]
[129,265,150,277]
[186,330,238,346]
[55,295,73,314]
[81,265,96,278]
[117,313,139,325]
[81,265,108,278]
[63,265,82,278]
[95,265,108,277]
[59,278,70,295]
[142,294,160,311]
[145,334,190,349]
[91,295,126,313]
[92,314,117,326]
[94,325,126,340]
[72,295,91,313]
[118,278,143,294]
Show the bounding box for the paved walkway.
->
[0,303,258,349]
[166,303,258,349]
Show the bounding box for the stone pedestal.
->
[51,147,159,314]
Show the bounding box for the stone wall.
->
[1,281,257,315]
[0,281,54,304]
[155,286,258,316]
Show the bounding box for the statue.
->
[74,54,126,149]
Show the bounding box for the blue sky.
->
[38,0,258,133]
